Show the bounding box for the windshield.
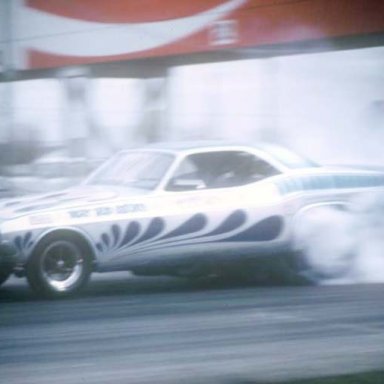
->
[85,151,174,190]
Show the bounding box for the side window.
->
[166,158,206,191]
[205,151,280,188]
[166,151,280,191]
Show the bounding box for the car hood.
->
[0,185,151,220]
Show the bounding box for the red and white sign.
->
[9,0,384,69]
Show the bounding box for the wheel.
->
[26,235,92,297]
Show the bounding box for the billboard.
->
[5,0,384,70]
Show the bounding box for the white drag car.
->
[1,142,383,296]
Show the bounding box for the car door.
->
[149,150,282,263]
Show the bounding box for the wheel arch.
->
[290,200,354,248]
[295,200,352,216]
[30,226,97,268]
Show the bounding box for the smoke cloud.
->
[293,190,384,284]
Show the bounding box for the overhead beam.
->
[1,31,383,81]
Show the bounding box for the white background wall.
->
[169,46,384,165]
[1,45,383,165]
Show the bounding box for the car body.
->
[1,141,384,296]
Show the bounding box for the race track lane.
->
[1,274,384,384]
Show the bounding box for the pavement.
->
[1,273,384,384]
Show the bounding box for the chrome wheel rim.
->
[40,241,84,292]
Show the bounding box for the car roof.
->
[133,140,284,153]
[121,140,317,169]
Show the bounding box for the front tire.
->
[26,234,92,298]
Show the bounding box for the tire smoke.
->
[293,191,384,284]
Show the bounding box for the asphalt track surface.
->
[1,273,384,384]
